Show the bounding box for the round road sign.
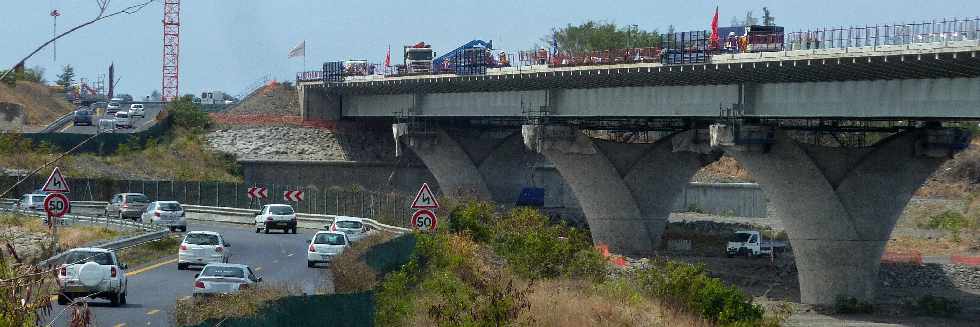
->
[44,193,70,218]
[411,209,438,232]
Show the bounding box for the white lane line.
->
[113,323,127,327]
[254,266,263,271]
[146,309,160,315]
[286,253,294,257]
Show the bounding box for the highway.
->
[44,218,329,327]
[60,103,164,135]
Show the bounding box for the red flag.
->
[384,45,391,68]
[710,6,720,49]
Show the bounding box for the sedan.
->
[73,110,93,126]
[178,231,231,270]
[193,263,261,296]
[141,201,187,232]
[307,231,350,267]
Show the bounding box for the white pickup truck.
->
[725,230,787,258]
[56,248,129,306]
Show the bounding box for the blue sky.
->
[3,0,979,98]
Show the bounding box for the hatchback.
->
[192,263,261,296]
[142,201,186,232]
[307,231,350,267]
[178,231,231,270]
[329,216,370,242]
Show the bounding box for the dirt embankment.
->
[0,82,73,126]
[224,82,299,116]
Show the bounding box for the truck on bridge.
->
[400,42,434,75]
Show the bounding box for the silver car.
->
[105,193,150,220]
[56,248,129,306]
[178,231,231,270]
[193,263,261,296]
[307,231,350,267]
[142,201,187,232]
[13,193,47,214]
[329,216,372,242]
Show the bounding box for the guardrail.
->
[180,204,412,234]
[39,112,75,133]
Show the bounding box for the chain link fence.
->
[1,175,415,227]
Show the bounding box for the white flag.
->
[288,41,305,58]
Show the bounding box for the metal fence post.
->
[198,182,202,205]
[215,182,220,207]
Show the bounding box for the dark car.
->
[73,110,93,126]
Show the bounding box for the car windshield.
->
[63,251,113,265]
[730,233,751,243]
[116,113,129,118]
[76,110,90,115]
[108,102,119,107]
[314,233,346,245]
[126,194,149,203]
[269,206,293,215]
[32,195,46,203]
[201,266,244,278]
[336,221,362,229]
[158,202,182,211]
[184,234,220,245]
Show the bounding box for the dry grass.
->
[887,233,980,256]
[172,282,301,326]
[696,156,754,183]
[329,232,393,293]
[524,279,709,327]
[0,81,73,125]
[57,225,126,249]
[116,235,181,268]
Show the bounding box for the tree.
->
[546,21,662,54]
[762,7,776,26]
[56,65,75,87]
[167,95,211,131]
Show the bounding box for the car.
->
[114,111,133,129]
[254,204,297,234]
[104,193,150,220]
[56,248,128,306]
[306,231,350,267]
[12,193,47,214]
[192,263,261,296]
[73,109,93,126]
[129,104,145,117]
[328,216,372,242]
[178,231,231,270]
[106,102,121,114]
[141,201,187,232]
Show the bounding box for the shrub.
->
[833,296,874,314]
[565,249,608,283]
[375,270,416,326]
[167,95,211,131]
[904,295,961,317]
[448,201,495,242]
[634,260,764,325]
[491,207,591,279]
[330,233,393,293]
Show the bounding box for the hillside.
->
[224,82,299,116]
[0,81,73,126]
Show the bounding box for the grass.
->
[172,282,301,326]
[0,81,73,125]
[116,235,181,268]
[329,232,394,294]
[526,279,709,327]
[57,225,127,249]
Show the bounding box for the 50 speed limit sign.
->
[44,193,70,218]
[411,209,438,232]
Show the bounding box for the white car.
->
[141,201,186,232]
[12,193,47,214]
[254,204,297,234]
[193,263,261,296]
[129,103,145,117]
[178,231,231,270]
[106,102,121,114]
[307,231,350,267]
[114,111,133,129]
[56,248,128,306]
[328,216,372,242]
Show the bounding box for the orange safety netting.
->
[951,255,980,266]
[594,243,627,267]
[881,251,923,265]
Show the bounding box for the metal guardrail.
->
[39,112,75,133]
[179,204,412,234]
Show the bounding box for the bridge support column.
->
[721,128,961,304]
[394,125,493,201]
[523,125,719,256]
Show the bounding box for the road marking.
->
[254,266,262,271]
[287,253,294,257]
[113,323,127,327]
[127,258,178,277]
[59,123,73,132]
[146,309,160,315]
[178,295,191,301]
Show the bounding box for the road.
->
[44,219,329,327]
[61,103,164,134]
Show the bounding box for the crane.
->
[162,0,180,102]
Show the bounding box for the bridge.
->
[296,20,980,305]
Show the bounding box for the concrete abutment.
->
[721,128,961,304]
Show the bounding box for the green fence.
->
[189,292,376,327]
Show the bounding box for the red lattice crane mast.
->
[162,0,180,102]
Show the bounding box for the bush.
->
[491,207,592,279]
[904,295,961,317]
[167,95,211,131]
[634,260,764,325]
[448,201,495,242]
[833,296,874,314]
[330,233,394,293]
[565,249,608,283]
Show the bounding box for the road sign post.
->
[44,193,70,229]
[411,183,439,209]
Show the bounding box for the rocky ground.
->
[224,83,299,116]
[206,125,410,162]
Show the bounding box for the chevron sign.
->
[284,190,304,202]
[247,187,268,199]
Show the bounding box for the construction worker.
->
[498,51,510,67]
[726,32,739,53]
[536,48,548,65]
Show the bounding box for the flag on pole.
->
[385,45,391,67]
[551,35,559,55]
[288,41,306,58]
[710,7,720,49]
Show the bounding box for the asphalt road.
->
[62,103,164,134]
[44,219,329,327]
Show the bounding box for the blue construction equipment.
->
[432,40,494,75]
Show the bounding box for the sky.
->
[3,0,980,98]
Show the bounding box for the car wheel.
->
[264,227,270,234]
[307,261,314,268]
[120,292,127,305]
[57,294,69,305]
[255,227,260,233]
[178,263,187,270]
[109,292,121,307]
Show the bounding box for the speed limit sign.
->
[411,209,438,232]
[44,193,70,218]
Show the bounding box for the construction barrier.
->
[595,243,627,267]
[951,255,980,266]
[881,251,923,265]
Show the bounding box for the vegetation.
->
[173,282,301,326]
[55,65,75,87]
[116,235,181,268]
[166,95,213,132]
[0,80,74,125]
[372,202,782,326]
[546,21,662,54]
[329,232,394,293]
[903,295,961,317]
